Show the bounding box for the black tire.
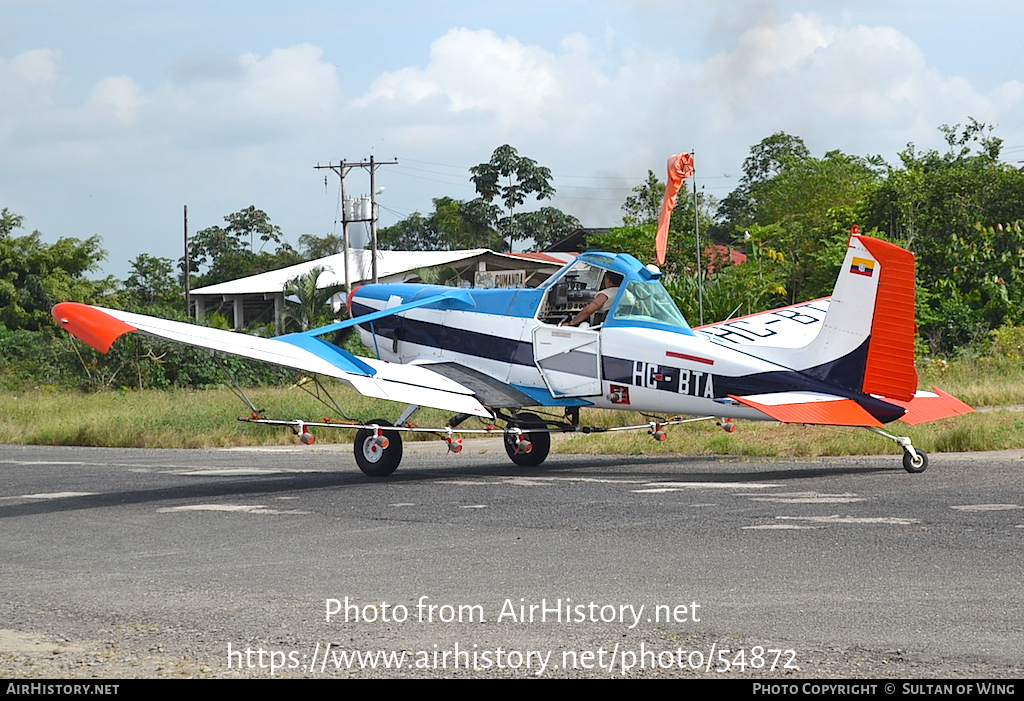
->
[504,412,551,467]
[902,449,928,474]
[354,419,403,477]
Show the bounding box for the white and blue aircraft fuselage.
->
[350,252,837,421]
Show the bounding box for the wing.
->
[51,302,492,418]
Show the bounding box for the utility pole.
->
[692,151,704,326]
[315,156,398,285]
[183,204,190,317]
[369,155,379,284]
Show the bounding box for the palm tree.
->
[284,266,344,332]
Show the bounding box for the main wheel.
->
[354,419,403,477]
[902,449,928,474]
[504,412,551,467]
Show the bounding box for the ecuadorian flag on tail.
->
[850,256,876,277]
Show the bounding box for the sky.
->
[2,0,1023,277]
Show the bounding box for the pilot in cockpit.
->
[566,272,624,327]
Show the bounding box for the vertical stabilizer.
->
[856,236,917,401]
[745,235,918,401]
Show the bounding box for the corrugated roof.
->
[191,249,525,296]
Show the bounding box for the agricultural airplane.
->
[52,233,972,477]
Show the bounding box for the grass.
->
[0,352,1022,455]
[0,385,459,449]
[917,351,1024,407]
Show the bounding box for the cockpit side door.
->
[532,325,602,397]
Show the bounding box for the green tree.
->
[0,215,111,331]
[225,205,284,253]
[378,211,443,251]
[864,120,1024,351]
[431,197,505,250]
[123,254,179,310]
[378,197,504,251]
[756,151,879,302]
[717,134,879,303]
[515,206,581,251]
[1,208,25,238]
[716,132,812,230]
[298,233,345,260]
[184,207,302,287]
[283,266,344,332]
[621,170,665,226]
[470,144,556,250]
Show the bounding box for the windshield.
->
[553,261,605,290]
[611,280,692,331]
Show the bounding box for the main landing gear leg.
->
[868,426,928,473]
[396,404,421,427]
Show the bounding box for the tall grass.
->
[917,349,1024,407]
[0,385,457,448]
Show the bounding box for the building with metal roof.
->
[190,248,575,332]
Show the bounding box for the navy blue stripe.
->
[352,301,534,366]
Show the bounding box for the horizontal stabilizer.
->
[730,392,884,427]
[886,387,974,425]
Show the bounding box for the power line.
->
[400,155,738,184]
[314,156,398,285]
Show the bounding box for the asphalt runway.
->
[1,441,1021,678]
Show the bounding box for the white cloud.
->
[722,12,836,77]
[334,15,1024,225]
[0,42,345,164]
[357,28,564,129]
[649,13,1021,164]
[3,9,1023,276]
[8,47,60,84]
[91,76,147,124]
[157,43,344,148]
[0,48,60,114]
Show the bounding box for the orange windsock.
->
[655,153,694,265]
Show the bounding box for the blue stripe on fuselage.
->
[510,384,594,407]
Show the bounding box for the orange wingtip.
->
[52,303,137,354]
[731,395,883,427]
[887,387,974,425]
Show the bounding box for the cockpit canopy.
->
[542,253,695,336]
[612,279,692,330]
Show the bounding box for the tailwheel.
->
[504,412,551,467]
[902,449,928,474]
[354,419,403,477]
[867,426,928,474]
